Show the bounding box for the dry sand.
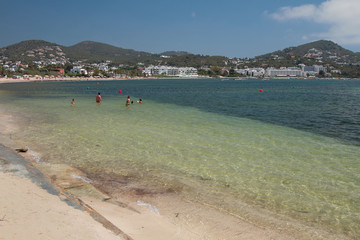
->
[0,76,122,84]
[0,171,122,240]
[0,79,316,240]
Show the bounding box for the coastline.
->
[0,76,130,84]
[1,75,357,85]
[0,76,210,85]
[0,82,353,240]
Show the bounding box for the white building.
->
[178,67,198,77]
[235,68,265,77]
[71,66,88,75]
[98,64,109,72]
[303,65,327,73]
[144,65,198,77]
[302,65,327,76]
[265,67,303,77]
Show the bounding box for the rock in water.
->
[15,146,28,152]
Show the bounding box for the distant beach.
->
[0,76,131,84]
[1,75,357,86]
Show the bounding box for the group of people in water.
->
[125,95,143,106]
[70,93,142,106]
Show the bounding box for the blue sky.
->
[1,0,359,58]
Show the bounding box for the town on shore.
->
[0,58,339,81]
[0,40,356,81]
[0,63,344,82]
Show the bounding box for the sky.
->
[1,0,359,58]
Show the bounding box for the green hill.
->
[0,40,163,65]
[63,41,161,64]
[256,40,360,62]
[286,40,353,56]
[160,51,189,56]
[0,40,61,62]
[0,40,230,67]
[1,39,360,69]
[164,54,229,68]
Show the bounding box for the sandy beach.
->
[0,76,127,84]
[0,78,339,240]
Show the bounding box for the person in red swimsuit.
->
[96,92,102,103]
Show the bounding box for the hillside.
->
[256,40,360,63]
[164,54,229,68]
[0,40,230,67]
[1,39,360,70]
[160,51,189,56]
[0,40,63,63]
[63,41,161,64]
[0,40,163,65]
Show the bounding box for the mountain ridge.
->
[256,40,360,61]
[63,40,161,64]
[1,39,359,67]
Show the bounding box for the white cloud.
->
[270,0,360,45]
[271,4,317,21]
[302,35,309,41]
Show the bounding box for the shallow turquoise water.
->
[1,78,360,238]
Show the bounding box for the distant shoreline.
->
[0,76,134,84]
[0,75,209,84]
[0,75,357,85]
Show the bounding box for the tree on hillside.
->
[197,69,208,76]
[210,66,221,76]
[93,68,100,76]
[229,68,240,77]
[27,61,36,71]
[64,62,73,73]
[1,67,7,76]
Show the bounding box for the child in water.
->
[126,96,131,106]
[71,98,75,105]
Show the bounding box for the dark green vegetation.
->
[0,40,60,63]
[65,41,159,65]
[0,40,161,65]
[164,54,229,68]
[256,40,360,61]
[1,39,360,77]
[160,51,189,56]
[0,40,227,67]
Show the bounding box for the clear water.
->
[1,78,360,238]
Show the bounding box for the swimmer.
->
[71,98,75,105]
[125,96,131,107]
[137,99,143,104]
[96,92,102,103]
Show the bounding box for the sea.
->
[0,78,359,239]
